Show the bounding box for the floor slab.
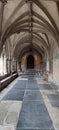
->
[0,75,59,130]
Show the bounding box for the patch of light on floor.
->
[0,101,22,130]
[36,78,50,85]
[0,125,14,130]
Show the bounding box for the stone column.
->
[0,54,3,74]
[49,45,53,74]
[2,45,6,74]
[19,61,21,71]
[6,57,9,73]
[0,81,1,90]
[6,57,11,74]
[49,59,53,74]
[13,59,17,72]
[9,58,11,74]
[49,43,53,81]
[0,0,7,36]
[2,53,4,74]
[6,58,11,74]
[16,60,17,72]
[46,60,49,71]
[4,54,6,73]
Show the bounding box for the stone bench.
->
[0,74,10,80]
[0,73,18,91]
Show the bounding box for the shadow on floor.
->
[2,80,26,101]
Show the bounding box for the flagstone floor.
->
[0,74,59,130]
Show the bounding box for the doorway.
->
[27,55,34,69]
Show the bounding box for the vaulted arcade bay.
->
[0,0,59,87]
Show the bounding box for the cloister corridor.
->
[0,0,59,130]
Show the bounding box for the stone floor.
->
[0,74,59,130]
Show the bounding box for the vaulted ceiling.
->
[0,0,59,59]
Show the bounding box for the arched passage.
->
[27,55,34,69]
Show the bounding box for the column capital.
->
[26,0,32,3]
[0,0,7,4]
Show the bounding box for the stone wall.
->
[20,52,45,71]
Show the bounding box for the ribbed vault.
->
[0,0,59,70]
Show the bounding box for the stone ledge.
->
[0,73,18,91]
[0,74,10,80]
